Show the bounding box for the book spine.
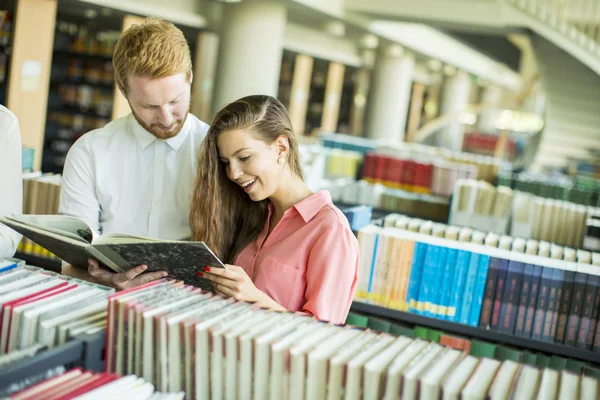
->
[585,276,600,350]
[447,250,472,322]
[459,253,481,325]
[417,244,435,316]
[490,259,509,330]
[437,248,458,318]
[365,233,380,304]
[478,257,501,328]
[542,268,564,342]
[406,242,426,313]
[564,272,589,346]
[468,255,491,327]
[554,270,575,344]
[531,267,554,340]
[514,263,534,336]
[429,246,448,318]
[499,260,525,334]
[398,241,415,312]
[548,268,566,342]
[522,265,543,338]
[592,318,600,352]
[576,275,599,349]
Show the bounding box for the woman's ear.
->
[274,135,290,159]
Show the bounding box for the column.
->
[478,84,504,133]
[191,31,219,123]
[7,0,58,171]
[321,62,345,132]
[213,0,287,112]
[437,70,472,151]
[288,54,313,136]
[365,43,415,142]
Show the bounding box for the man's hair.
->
[112,17,192,95]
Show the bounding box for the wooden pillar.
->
[7,0,57,171]
[405,82,425,142]
[350,68,370,136]
[191,31,219,123]
[321,62,344,132]
[288,54,313,136]
[111,15,145,120]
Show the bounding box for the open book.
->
[0,214,224,290]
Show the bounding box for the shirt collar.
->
[291,190,332,223]
[131,113,191,151]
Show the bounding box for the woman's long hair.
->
[190,95,302,263]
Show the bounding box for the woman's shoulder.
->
[311,203,353,235]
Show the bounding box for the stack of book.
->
[463,131,518,160]
[356,215,600,352]
[18,173,62,259]
[449,179,514,234]
[106,281,599,399]
[0,261,113,356]
[8,368,184,399]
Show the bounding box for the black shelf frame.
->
[351,301,600,365]
[0,331,105,392]
[15,251,62,273]
[53,49,112,61]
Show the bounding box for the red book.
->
[373,155,387,183]
[362,153,376,180]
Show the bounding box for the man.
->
[0,105,23,260]
[60,18,209,289]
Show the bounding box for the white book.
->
[581,375,599,400]
[536,368,559,400]
[511,365,540,400]
[442,356,480,400]
[382,339,429,400]
[363,335,413,399]
[344,334,396,400]
[487,360,519,400]
[253,315,312,400]
[305,328,363,400]
[72,375,139,399]
[401,342,444,400]
[461,358,501,400]
[419,348,463,400]
[326,331,378,400]
[271,322,328,400]
[557,371,580,400]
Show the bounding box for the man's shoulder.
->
[187,113,210,138]
[0,105,18,142]
[71,114,131,150]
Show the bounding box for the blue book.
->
[365,233,380,303]
[406,242,427,313]
[522,264,543,337]
[438,248,458,319]
[430,246,448,319]
[468,255,491,327]
[498,259,525,334]
[490,259,510,330]
[448,249,472,322]
[0,262,18,274]
[417,244,436,316]
[531,267,555,340]
[459,253,481,325]
[514,263,534,336]
[543,267,566,342]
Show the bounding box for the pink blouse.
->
[234,190,359,324]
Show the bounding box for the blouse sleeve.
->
[302,221,359,324]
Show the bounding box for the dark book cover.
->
[514,263,534,336]
[585,277,600,350]
[575,275,599,349]
[554,269,575,343]
[522,265,543,337]
[592,315,600,352]
[542,268,564,342]
[479,257,502,329]
[498,260,525,335]
[564,271,590,346]
[490,259,509,330]
[531,267,554,340]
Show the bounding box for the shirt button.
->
[157,161,163,167]
[155,199,161,206]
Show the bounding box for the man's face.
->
[126,73,192,139]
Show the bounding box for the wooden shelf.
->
[351,301,600,365]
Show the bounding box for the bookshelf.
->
[277,49,296,109]
[351,301,600,365]
[304,57,328,136]
[336,64,357,135]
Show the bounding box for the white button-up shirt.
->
[0,105,23,260]
[59,113,209,240]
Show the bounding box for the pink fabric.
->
[234,190,359,324]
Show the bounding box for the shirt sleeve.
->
[59,138,102,235]
[303,222,359,324]
[0,116,23,260]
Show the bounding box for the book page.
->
[6,214,93,244]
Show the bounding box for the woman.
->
[190,95,359,324]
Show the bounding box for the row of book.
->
[318,179,450,222]
[0,260,113,356]
[8,368,184,400]
[17,173,62,259]
[346,311,600,377]
[497,171,600,208]
[106,280,599,400]
[463,131,519,160]
[356,215,600,352]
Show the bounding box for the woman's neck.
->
[269,173,312,223]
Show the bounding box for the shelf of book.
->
[351,301,600,365]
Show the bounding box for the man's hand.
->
[87,258,167,290]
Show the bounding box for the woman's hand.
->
[200,265,287,312]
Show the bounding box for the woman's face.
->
[217,129,285,202]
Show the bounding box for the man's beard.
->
[131,105,190,140]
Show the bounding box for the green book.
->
[549,356,567,371]
[469,340,496,359]
[414,326,428,339]
[426,329,442,343]
[367,317,391,333]
[495,346,522,362]
[536,354,551,369]
[565,359,585,374]
[390,323,414,337]
[522,351,538,366]
[345,312,369,328]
